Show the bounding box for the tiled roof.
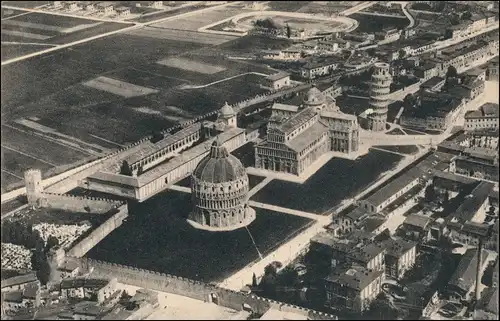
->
[1,272,37,289]
[325,264,383,291]
[266,72,290,81]
[60,278,110,290]
[403,214,432,230]
[285,121,329,152]
[383,237,416,258]
[448,248,488,293]
[451,181,495,223]
[272,103,299,113]
[278,107,318,135]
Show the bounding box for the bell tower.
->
[25,169,43,206]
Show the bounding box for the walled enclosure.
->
[79,259,338,320]
[40,193,123,214]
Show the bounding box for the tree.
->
[120,161,133,176]
[252,273,258,287]
[442,191,450,206]
[150,131,164,144]
[462,11,472,21]
[398,49,406,60]
[367,48,376,56]
[45,236,59,252]
[286,23,291,39]
[446,65,458,80]
[425,185,437,202]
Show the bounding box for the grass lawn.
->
[1,44,54,62]
[252,150,404,214]
[87,189,313,283]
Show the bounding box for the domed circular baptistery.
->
[187,140,256,231]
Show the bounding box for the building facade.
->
[255,87,359,176]
[188,140,256,231]
[464,103,499,132]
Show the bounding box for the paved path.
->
[248,201,329,222]
[179,72,268,90]
[1,1,242,66]
[168,185,191,193]
[340,1,379,16]
[370,146,410,157]
[248,177,273,198]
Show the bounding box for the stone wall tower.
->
[24,169,43,206]
[219,102,237,129]
[368,62,392,132]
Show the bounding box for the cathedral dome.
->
[192,140,246,184]
[303,87,326,106]
[220,102,235,118]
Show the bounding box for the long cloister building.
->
[254,86,360,176]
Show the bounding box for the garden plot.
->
[124,27,237,45]
[156,57,227,75]
[1,29,52,40]
[83,76,158,98]
[1,243,32,271]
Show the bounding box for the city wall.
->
[39,192,123,214]
[66,204,128,258]
[78,258,337,320]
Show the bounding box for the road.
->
[1,1,242,66]
[340,1,379,16]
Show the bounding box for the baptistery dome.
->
[187,140,256,231]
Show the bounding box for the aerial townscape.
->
[1,1,499,320]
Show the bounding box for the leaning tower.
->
[368,62,392,132]
[24,169,43,206]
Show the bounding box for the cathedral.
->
[254,86,360,176]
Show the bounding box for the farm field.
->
[252,150,405,214]
[87,189,313,283]
[1,148,53,183]
[350,13,410,33]
[1,43,54,61]
[131,3,208,23]
[1,126,91,166]
[0,9,132,61]
[124,26,238,45]
[150,5,253,32]
[2,1,50,9]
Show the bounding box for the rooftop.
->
[450,181,495,223]
[344,206,369,222]
[433,170,477,185]
[272,103,299,113]
[359,215,386,234]
[403,214,432,230]
[420,76,445,89]
[325,264,383,291]
[1,272,38,289]
[3,291,23,303]
[278,107,318,135]
[447,248,488,293]
[383,237,416,258]
[477,287,498,314]
[60,277,111,290]
[266,72,290,81]
[137,128,245,186]
[362,167,423,208]
[285,120,329,152]
[465,103,499,119]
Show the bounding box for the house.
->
[73,301,106,320]
[63,1,79,11]
[324,264,384,313]
[1,283,41,314]
[358,167,424,214]
[1,273,38,292]
[358,215,387,236]
[432,171,477,194]
[81,1,95,11]
[300,59,339,80]
[400,214,433,241]
[60,278,118,303]
[58,260,80,279]
[464,103,499,132]
[383,237,417,280]
[414,62,438,80]
[447,180,495,225]
[445,248,488,302]
[264,72,291,90]
[447,221,491,247]
[329,206,369,237]
[310,233,386,272]
[475,287,498,320]
[102,289,159,320]
[53,1,62,9]
[115,6,131,17]
[97,2,115,15]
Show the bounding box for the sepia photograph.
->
[0,1,499,320]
